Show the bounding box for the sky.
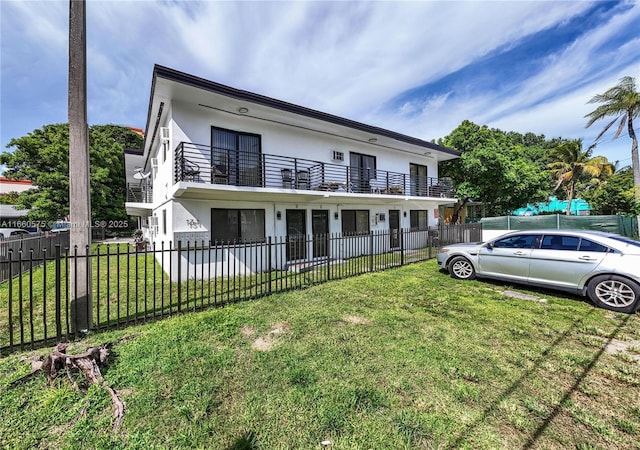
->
[1,0,639,170]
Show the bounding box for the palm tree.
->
[585,76,640,233]
[548,140,613,215]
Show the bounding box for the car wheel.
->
[448,256,476,280]
[587,275,640,313]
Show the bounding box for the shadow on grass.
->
[446,308,634,449]
[226,430,259,450]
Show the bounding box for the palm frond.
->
[613,114,628,140]
[592,117,618,142]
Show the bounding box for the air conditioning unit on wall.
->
[160,127,170,141]
[331,150,344,162]
[149,215,159,236]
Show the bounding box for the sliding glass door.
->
[212,127,262,186]
[350,152,376,193]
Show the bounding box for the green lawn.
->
[1,259,639,449]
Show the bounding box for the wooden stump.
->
[13,343,124,430]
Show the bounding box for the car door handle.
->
[578,255,598,261]
[513,251,527,256]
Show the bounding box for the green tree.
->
[0,191,21,205]
[585,76,640,231]
[439,120,551,216]
[0,124,143,225]
[548,140,613,215]
[583,166,640,216]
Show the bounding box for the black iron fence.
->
[0,232,70,283]
[0,223,481,354]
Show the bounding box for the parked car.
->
[437,229,640,313]
[0,228,32,238]
[49,221,71,233]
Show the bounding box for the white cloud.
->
[1,0,638,168]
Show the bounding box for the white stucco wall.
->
[170,101,440,181]
[141,95,451,279]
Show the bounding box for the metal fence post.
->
[400,228,405,266]
[7,249,14,350]
[369,231,374,272]
[55,245,62,341]
[267,237,272,295]
[177,240,182,312]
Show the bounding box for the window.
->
[540,235,579,251]
[410,163,428,196]
[212,127,262,187]
[341,210,370,235]
[211,208,265,243]
[349,152,376,193]
[493,234,541,249]
[578,239,609,253]
[410,210,428,231]
[162,209,167,235]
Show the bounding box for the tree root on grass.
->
[10,342,125,430]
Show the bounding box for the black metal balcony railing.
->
[126,182,153,203]
[174,142,455,198]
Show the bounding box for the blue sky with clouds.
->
[1,0,639,168]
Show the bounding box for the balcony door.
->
[350,152,376,193]
[410,163,428,196]
[211,127,262,186]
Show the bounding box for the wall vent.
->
[331,150,344,162]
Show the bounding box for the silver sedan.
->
[437,229,640,313]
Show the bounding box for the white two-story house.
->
[125,65,459,278]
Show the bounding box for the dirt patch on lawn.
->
[249,322,291,352]
[501,290,547,303]
[342,315,371,325]
[604,339,640,363]
[241,325,257,338]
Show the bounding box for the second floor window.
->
[211,127,262,187]
[410,163,428,196]
[350,152,376,193]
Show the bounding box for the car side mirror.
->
[485,242,493,250]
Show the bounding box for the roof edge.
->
[152,64,460,157]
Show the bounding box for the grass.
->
[1,242,434,350]
[1,259,639,449]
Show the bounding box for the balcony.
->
[173,142,455,199]
[126,182,153,203]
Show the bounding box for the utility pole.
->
[69,0,92,332]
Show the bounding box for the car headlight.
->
[440,248,450,254]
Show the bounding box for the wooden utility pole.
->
[69,0,92,332]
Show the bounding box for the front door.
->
[312,210,329,258]
[286,210,307,261]
[477,233,540,282]
[389,210,400,249]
